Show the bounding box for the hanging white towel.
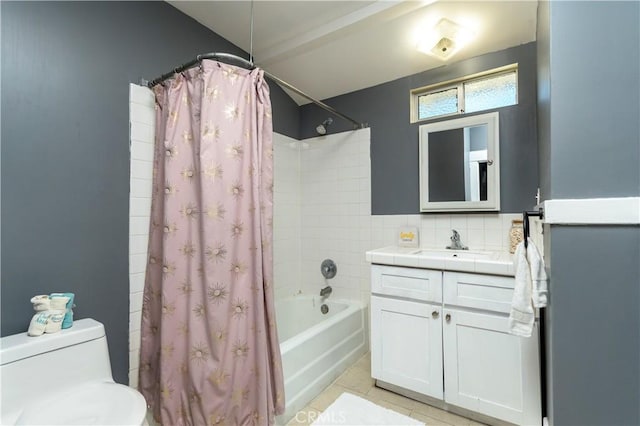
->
[509,241,535,337]
[526,238,548,308]
[509,238,548,337]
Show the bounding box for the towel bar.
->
[523,209,544,249]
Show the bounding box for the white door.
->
[442,309,541,425]
[371,295,443,399]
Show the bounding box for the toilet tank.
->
[1,319,115,424]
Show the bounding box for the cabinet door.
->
[442,309,541,425]
[371,295,443,399]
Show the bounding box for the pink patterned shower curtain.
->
[139,60,284,426]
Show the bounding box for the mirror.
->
[419,112,500,212]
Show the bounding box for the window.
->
[418,87,458,119]
[412,65,518,122]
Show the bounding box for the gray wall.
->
[300,42,539,214]
[1,1,299,385]
[548,2,639,199]
[537,2,640,425]
[536,0,551,201]
[548,227,639,425]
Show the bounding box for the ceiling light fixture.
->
[416,18,475,60]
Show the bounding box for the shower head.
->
[315,117,333,135]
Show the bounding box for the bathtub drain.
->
[320,304,329,315]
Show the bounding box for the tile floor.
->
[287,353,485,426]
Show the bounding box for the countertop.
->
[365,246,515,277]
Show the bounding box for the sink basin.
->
[411,249,494,260]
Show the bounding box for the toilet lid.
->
[16,382,147,425]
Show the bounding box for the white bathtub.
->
[275,295,366,424]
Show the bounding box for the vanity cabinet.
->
[370,264,541,426]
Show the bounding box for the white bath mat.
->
[311,392,424,426]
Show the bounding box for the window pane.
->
[418,88,458,119]
[464,72,517,113]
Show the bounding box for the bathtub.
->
[275,295,366,424]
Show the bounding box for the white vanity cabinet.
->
[370,264,541,426]
[371,265,443,399]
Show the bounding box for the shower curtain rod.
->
[147,52,367,130]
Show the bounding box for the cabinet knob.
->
[432,311,439,319]
[445,313,451,323]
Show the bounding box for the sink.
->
[410,249,494,260]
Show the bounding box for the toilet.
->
[0,318,147,425]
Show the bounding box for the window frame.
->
[410,64,518,123]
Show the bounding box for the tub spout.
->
[320,286,332,297]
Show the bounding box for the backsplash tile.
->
[369,212,543,253]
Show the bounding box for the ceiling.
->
[168,1,538,105]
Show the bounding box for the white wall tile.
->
[466,228,485,250]
[130,140,154,161]
[130,103,156,126]
[130,330,141,352]
[299,129,371,303]
[130,197,152,218]
[128,368,139,390]
[130,160,153,180]
[420,226,437,247]
[273,133,301,298]
[129,84,155,387]
[129,216,150,236]
[129,254,147,274]
[450,215,467,232]
[467,215,484,230]
[129,348,140,370]
[434,215,451,230]
[130,291,143,313]
[484,226,504,250]
[130,84,155,105]
[130,273,145,293]
[130,178,153,198]
[483,213,502,229]
[129,311,142,333]
[129,235,149,255]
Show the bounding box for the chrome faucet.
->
[320,286,333,297]
[446,229,468,250]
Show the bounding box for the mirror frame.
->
[419,112,500,212]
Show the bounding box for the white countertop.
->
[365,246,515,276]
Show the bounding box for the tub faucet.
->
[446,229,468,250]
[320,286,332,297]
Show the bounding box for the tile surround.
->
[298,129,372,305]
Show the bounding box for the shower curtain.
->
[139,60,284,426]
